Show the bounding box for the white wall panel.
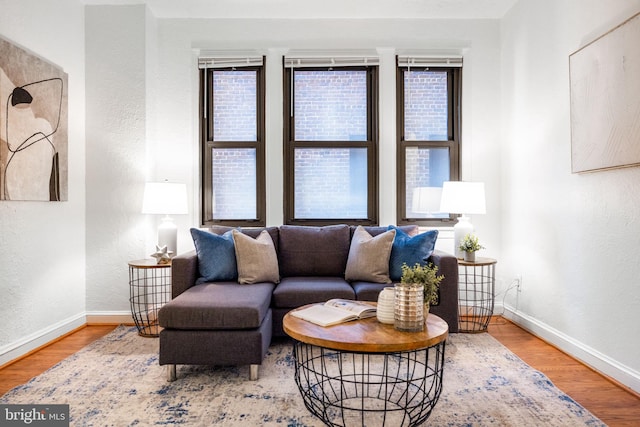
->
[0,0,86,363]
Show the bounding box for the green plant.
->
[459,233,484,253]
[400,262,444,305]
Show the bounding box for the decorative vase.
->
[394,282,424,332]
[464,251,476,262]
[376,287,395,324]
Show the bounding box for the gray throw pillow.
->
[232,229,280,284]
[345,226,396,284]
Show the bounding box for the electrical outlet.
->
[516,275,522,292]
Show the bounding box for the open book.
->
[291,299,377,327]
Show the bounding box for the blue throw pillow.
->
[387,225,439,281]
[190,228,237,283]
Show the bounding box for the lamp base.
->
[157,216,177,257]
[453,216,474,259]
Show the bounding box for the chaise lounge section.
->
[158,224,458,381]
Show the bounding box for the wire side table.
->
[458,257,497,333]
[128,259,171,337]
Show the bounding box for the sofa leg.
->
[250,364,259,380]
[167,364,177,382]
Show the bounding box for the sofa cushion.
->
[190,228,237,284]
[345,226,395,283]
[272,277,355,308]
[388,226,439,282]
[352,281,390,302]
[158,282,274,330]
[351,224,418,238]
[232,229,280,284]
[210,226,280,252]
[278,224,351,276]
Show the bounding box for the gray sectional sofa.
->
[158,224,458,381]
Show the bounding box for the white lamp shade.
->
[142,182,188,215]
[439,181,486,215]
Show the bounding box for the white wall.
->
[0,0,86,365]
[501,0,640,392]
[85,5,150,316]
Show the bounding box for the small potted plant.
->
[459,233,484,262]
[400,262,444,316]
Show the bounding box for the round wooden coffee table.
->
[283,303,449,427]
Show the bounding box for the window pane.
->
[213,70,257,141]
[211,148,256,219]
[294,70,367,141]
[404,70,448,141]
[294,148,367,219]
[405,147,449,219]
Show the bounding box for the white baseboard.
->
[499,302,640,394]
[0,313,87,367]
[85,311,134,325]
[0,311,133,368]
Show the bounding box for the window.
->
[199,57,265,226]
[396,57,461,225]
[284,61,378,225]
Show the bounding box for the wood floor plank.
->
[1,320,639,426]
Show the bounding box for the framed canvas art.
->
[0,36,68,201]
[569,12,640,174]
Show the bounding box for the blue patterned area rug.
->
[1,326,604,426]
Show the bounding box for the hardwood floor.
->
[0,325,116,396]
[487,317,640,426]
[1,319,639,426]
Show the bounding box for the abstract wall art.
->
[0,35,68,201]
[569,12,640,174]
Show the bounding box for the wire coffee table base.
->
[292,341,446,427]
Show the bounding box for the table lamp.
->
[439,181,486,259]
[142,181,188,258]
